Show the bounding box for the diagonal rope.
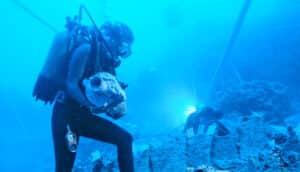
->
[207,0,253,103]
[9,0,123,65]
[10,0,59,33]
[7,0,59,140]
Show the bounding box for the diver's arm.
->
[66,43,94,108]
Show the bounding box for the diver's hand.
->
[118,81,128,90]
[106,111,123,120]
[90,106,107,114]
[104,94,125,108]
[106,102,127,120]
[89,96,124,115]
[88,93,126,115]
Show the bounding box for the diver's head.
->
[99,21,134,67]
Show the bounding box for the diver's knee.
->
[120,130,133,146]
[125,131,133,143]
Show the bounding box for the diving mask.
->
[106,42,131,68]
[117,42,132,59]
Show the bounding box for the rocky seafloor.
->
[72,114,300,172]
[71,80,300,172]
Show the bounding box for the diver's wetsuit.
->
[52,97,134,172]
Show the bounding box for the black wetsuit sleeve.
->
[66,43,93,108]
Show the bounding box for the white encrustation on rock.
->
[83,72,127,116]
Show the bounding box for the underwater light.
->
[184,105,197,117]
[184,103,206,117]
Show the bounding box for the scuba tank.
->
[32,16,96,104]
[65,125,78,153]
[31,4,133,105]
[32,6,121,105]
[32,30,72,104]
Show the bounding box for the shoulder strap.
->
[89,30,100,72]
[88,28,116,76]
[81,27,117,77]
[97,41,117,76]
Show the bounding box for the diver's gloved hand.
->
[106,111,123,120]
[90,106,106,114]
[118,81,128,90]
[105,102,127,120]
[89,94,124,114]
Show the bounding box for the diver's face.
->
[108,41,132,68]
[100,29,133,68]
[107,39,132,61]
[117,42,132,59]
[101,29,132,59]
[110,41,132,68]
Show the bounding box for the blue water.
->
[0,0,299,171]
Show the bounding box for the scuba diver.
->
[184,106,224,135]
[32,13,135,172]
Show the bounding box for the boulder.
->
[186,134,212,167]
[210,122,241,170]
[237,116,268,160]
